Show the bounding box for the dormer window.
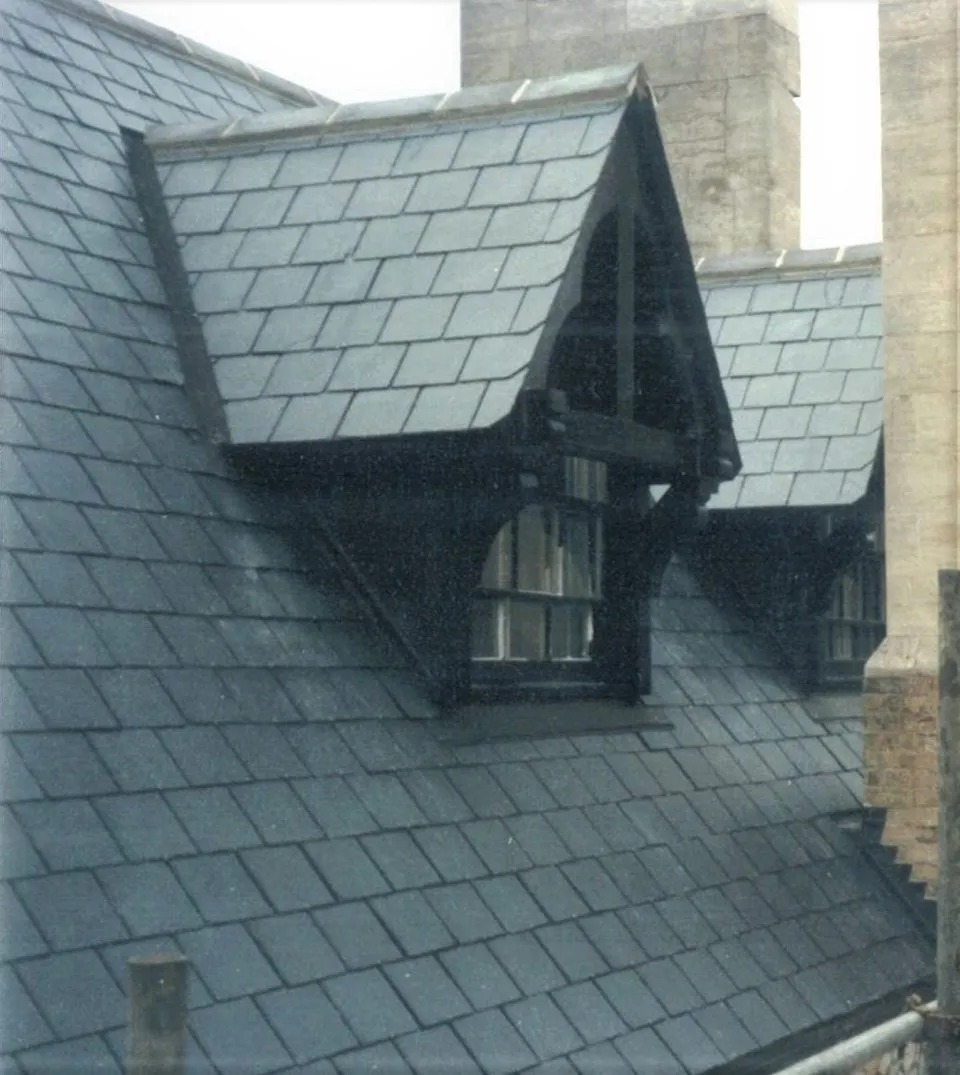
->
[143,69,741,711]
[821,516,885,686]
[472,458,606,672]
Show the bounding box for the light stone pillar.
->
[863,0,959,888]
[460,0,800,258]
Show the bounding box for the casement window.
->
[472,458,607,673]
[821,517,885,684]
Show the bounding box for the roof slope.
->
[148,74,642,446]
[700,248,883,510]
[0,1,931,1072]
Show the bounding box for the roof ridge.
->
[695,242,882,281]
[146,62,646,153]
[42,0,334,109]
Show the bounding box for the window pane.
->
[564,457,607,503]
[550,604,593,660]
[480,522,512,590]
[562,514,593,598]
[516,508,554,594]
[508,599,546,660]
[472,598,504,659]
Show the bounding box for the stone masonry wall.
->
[863,672,940,887]
[461,0,800,257]
[864,0,959,886]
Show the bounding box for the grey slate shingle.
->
[17,950,125,1041]
[173,853,270,924]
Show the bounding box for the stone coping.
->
[146,63,646,151]
[696,243,882,282]
[49,0,333,107]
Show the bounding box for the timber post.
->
[127,954,188,1075]
[930,569,960,1074]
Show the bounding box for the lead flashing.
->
[146,63,646,153]
[696,243,882,282]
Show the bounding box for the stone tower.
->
[863,0,959,888]
[460,0,800,257]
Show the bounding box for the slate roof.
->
[147,70,654,446]
[699,247,883,511]
[0,1,932,1072]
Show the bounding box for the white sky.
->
[115,0,881,249]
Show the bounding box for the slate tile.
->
[338,387,415,437]
[326,342,405,392]
[438,944,520,1013]
[657,1014,728,1072]
[270,394,348,443]
[373,890,454,956]
[17,605,111,666]
[232,781,321,845]
[426,881,501,943]
[613,1026,684,1074]
[165,787,260,854]
[83,556,170,612]
[0,964,54,1053]
[249,912,344,986]
[355,213,428,259]
[811,307,863,339]
[470,875,544,934]
[561,860,624,912]
[520,860,589,920]
[314,901,401,971]
[270,144,342,188]
[551,981,627,1047]
[546,809,610,860]
[383,955,471,1027]
[306,838,390,900]
[284,181,354,226]
[242,264,316,311]
[709,938,768,991]
[727,990,789,1048]
[346,772,426,828]
[342,174,413,218]
[285,726,360,778]
[159,727,250,785]
[241,845,332,913]
[327,137,401,181]
[505,993,584,1061]
[179,922,280,1001]
[294,776,378,838]
[11,731,116,798]
[0,880,46,962]
[192,997,292,1074]
[14,667,113,731]
[334,1041,407,1075]
[536,922,608,983]
[455,1009,538,1075]
[229,225,304,271]
[18,950,124,1041]
[385,129,460,174]
[292,220,364,267]
[174,853,269,924]
[15,869,126,952]
[361,831,440,891]
[325,967,417,1046]
[82,506,164,560]
[94,791,194,862]
[490,931,565,996]
[502,814,568,868]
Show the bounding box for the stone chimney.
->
[863,0,959,889]
[461,0,800,257]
